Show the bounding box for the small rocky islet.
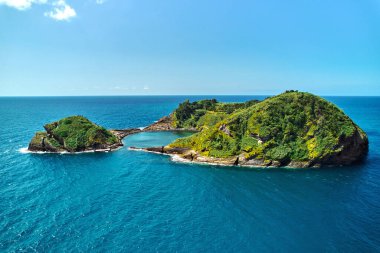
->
[28,116,124,152]
[28,91,369,168]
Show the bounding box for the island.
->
[136,91,369,168]
[28,116,124,152]
[28,91,369,168]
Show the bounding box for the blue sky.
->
[0,0,379,96]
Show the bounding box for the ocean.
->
[0,96,379,252]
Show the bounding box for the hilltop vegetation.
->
[168,91,368,166]
[28,116,121,152]
[172,99,259,129]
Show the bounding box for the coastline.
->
[128,147,313,169]
[20,145,123,154]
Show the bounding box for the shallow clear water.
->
[124,131,194,148]
[0,96,379,252]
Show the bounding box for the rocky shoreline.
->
[129,146,319,168]
[129,138,368,168]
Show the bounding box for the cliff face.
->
[161,91,368,168]
[28,116,122,152]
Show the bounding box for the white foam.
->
[19,147,31,153]
[18,147,58,154]
[171,154,192,164]
[19,146,122,154]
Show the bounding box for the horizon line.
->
[0,94,380,98]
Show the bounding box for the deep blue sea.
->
[0,96,379,252]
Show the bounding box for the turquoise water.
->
[0,96,379,252]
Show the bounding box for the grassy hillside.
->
[169,91,367,163]
[172,99,259,129]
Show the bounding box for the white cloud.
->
[44,0,76,21]
[95,0,105,4]
[0,0,76,21]
[0,0,47,10]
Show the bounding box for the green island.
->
[142,91,369,168]
[28,116,122,152]
[28,91,368,168]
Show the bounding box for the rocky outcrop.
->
[219,124,232,137]
[110,128,142,139]
[143,115,197,132]
[310,129,369,166]
[143,116,177,131]
[28,132,67,152]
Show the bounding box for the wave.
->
[19,147,32,154]
[18,146,122,155]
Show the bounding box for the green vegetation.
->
[169,91,367,163]
[29,131,47,146]
[172,99,259,129]
[30,116,119,152]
